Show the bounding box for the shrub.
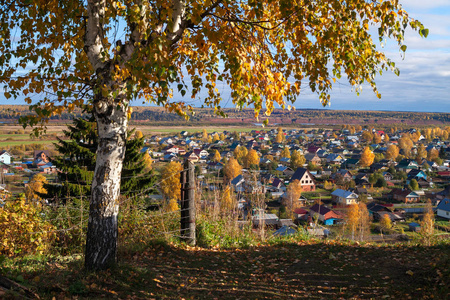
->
[0,198,55,256]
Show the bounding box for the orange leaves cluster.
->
[385,144,399,161]
[360,147,375,167]
[25,174,48,202]
[346,203,370,241]
[160,161,182,201]
[245,149,259,168]
[223,158,242,183]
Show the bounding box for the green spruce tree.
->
[45,108,156,202]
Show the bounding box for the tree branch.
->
[84,0,107,71]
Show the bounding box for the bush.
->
[0,199,55,256]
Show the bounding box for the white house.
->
[0,151,12,165]
[436,198,450,219]
[331,189,359,205]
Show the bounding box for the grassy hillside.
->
[1,240,448,299]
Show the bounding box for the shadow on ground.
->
[2,241,449,299]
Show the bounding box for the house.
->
[184,151,200,162]
[326,153,344,164]
[34,150,51,163]
[275,166,294,177]
[332,169,353,182]
[140,146,151,155]
[281,193,308,209]
[290,167,316,192]
[341,158,359,169]
[316,149,329,158]
[159,137,174,145]
[151,151,164,158]
[207,161,223,171]
[367,202,392,214]
[231,175,245,193]
[346,135,359,142]
[353,187,371,199]
[39,162,57,174]
[163,153,178,161]
[0,150,12,165]
[164,145,185,155]
[260,157,272,165]
[273,225,298,236]
[35,159,48,167]
[416,177,433,189]
[436,186,450,201]
[193,149,208,158]
[271,178,285,191]
[308,204,342,225]
[307,145,321,154]
[0,162,11,174]
[408,222,421,232]
[304,153,321,165]
[382,172,393,181]
[186,140,198,148]
[293,208,309,220]
[355,173,370,186]
[370,163,387,172]
[396,159,419,173]
[407,169,427,181]
[392,189,420,203]
[373,211,405,223]
[436,198,450,219]
[252,212,279,228]
[279,157,291,166]
[331,189,359,205]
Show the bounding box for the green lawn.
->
[0,140,55,147]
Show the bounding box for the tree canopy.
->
[0,0,427,125]
[0,0,427,270]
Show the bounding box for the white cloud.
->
[401,0,450,10]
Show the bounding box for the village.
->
[2,124,450,242]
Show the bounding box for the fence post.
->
[180,160,196,246]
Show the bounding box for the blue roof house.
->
[437,198,450,220]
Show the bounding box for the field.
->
[0,124,285,148]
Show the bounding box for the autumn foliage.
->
[245,149,259,168]
[25,174,48,202]
[346,203,370,241]
[360,147,375,167]
[0,198,55,256]
[160,161,182,201]
[385,144,399,161]
[223,158,242,183]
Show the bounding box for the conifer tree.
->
[46,110,156,201]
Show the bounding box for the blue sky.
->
[294,1,450,113]
[2,1,449,113]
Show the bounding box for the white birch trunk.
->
[84,96,128,270]
[84,0,128,270]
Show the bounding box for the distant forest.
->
[1,105,449,126]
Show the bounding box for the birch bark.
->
[83,0,128,270]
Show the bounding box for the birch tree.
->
[0,0,426,270]
[360,146,375,167]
